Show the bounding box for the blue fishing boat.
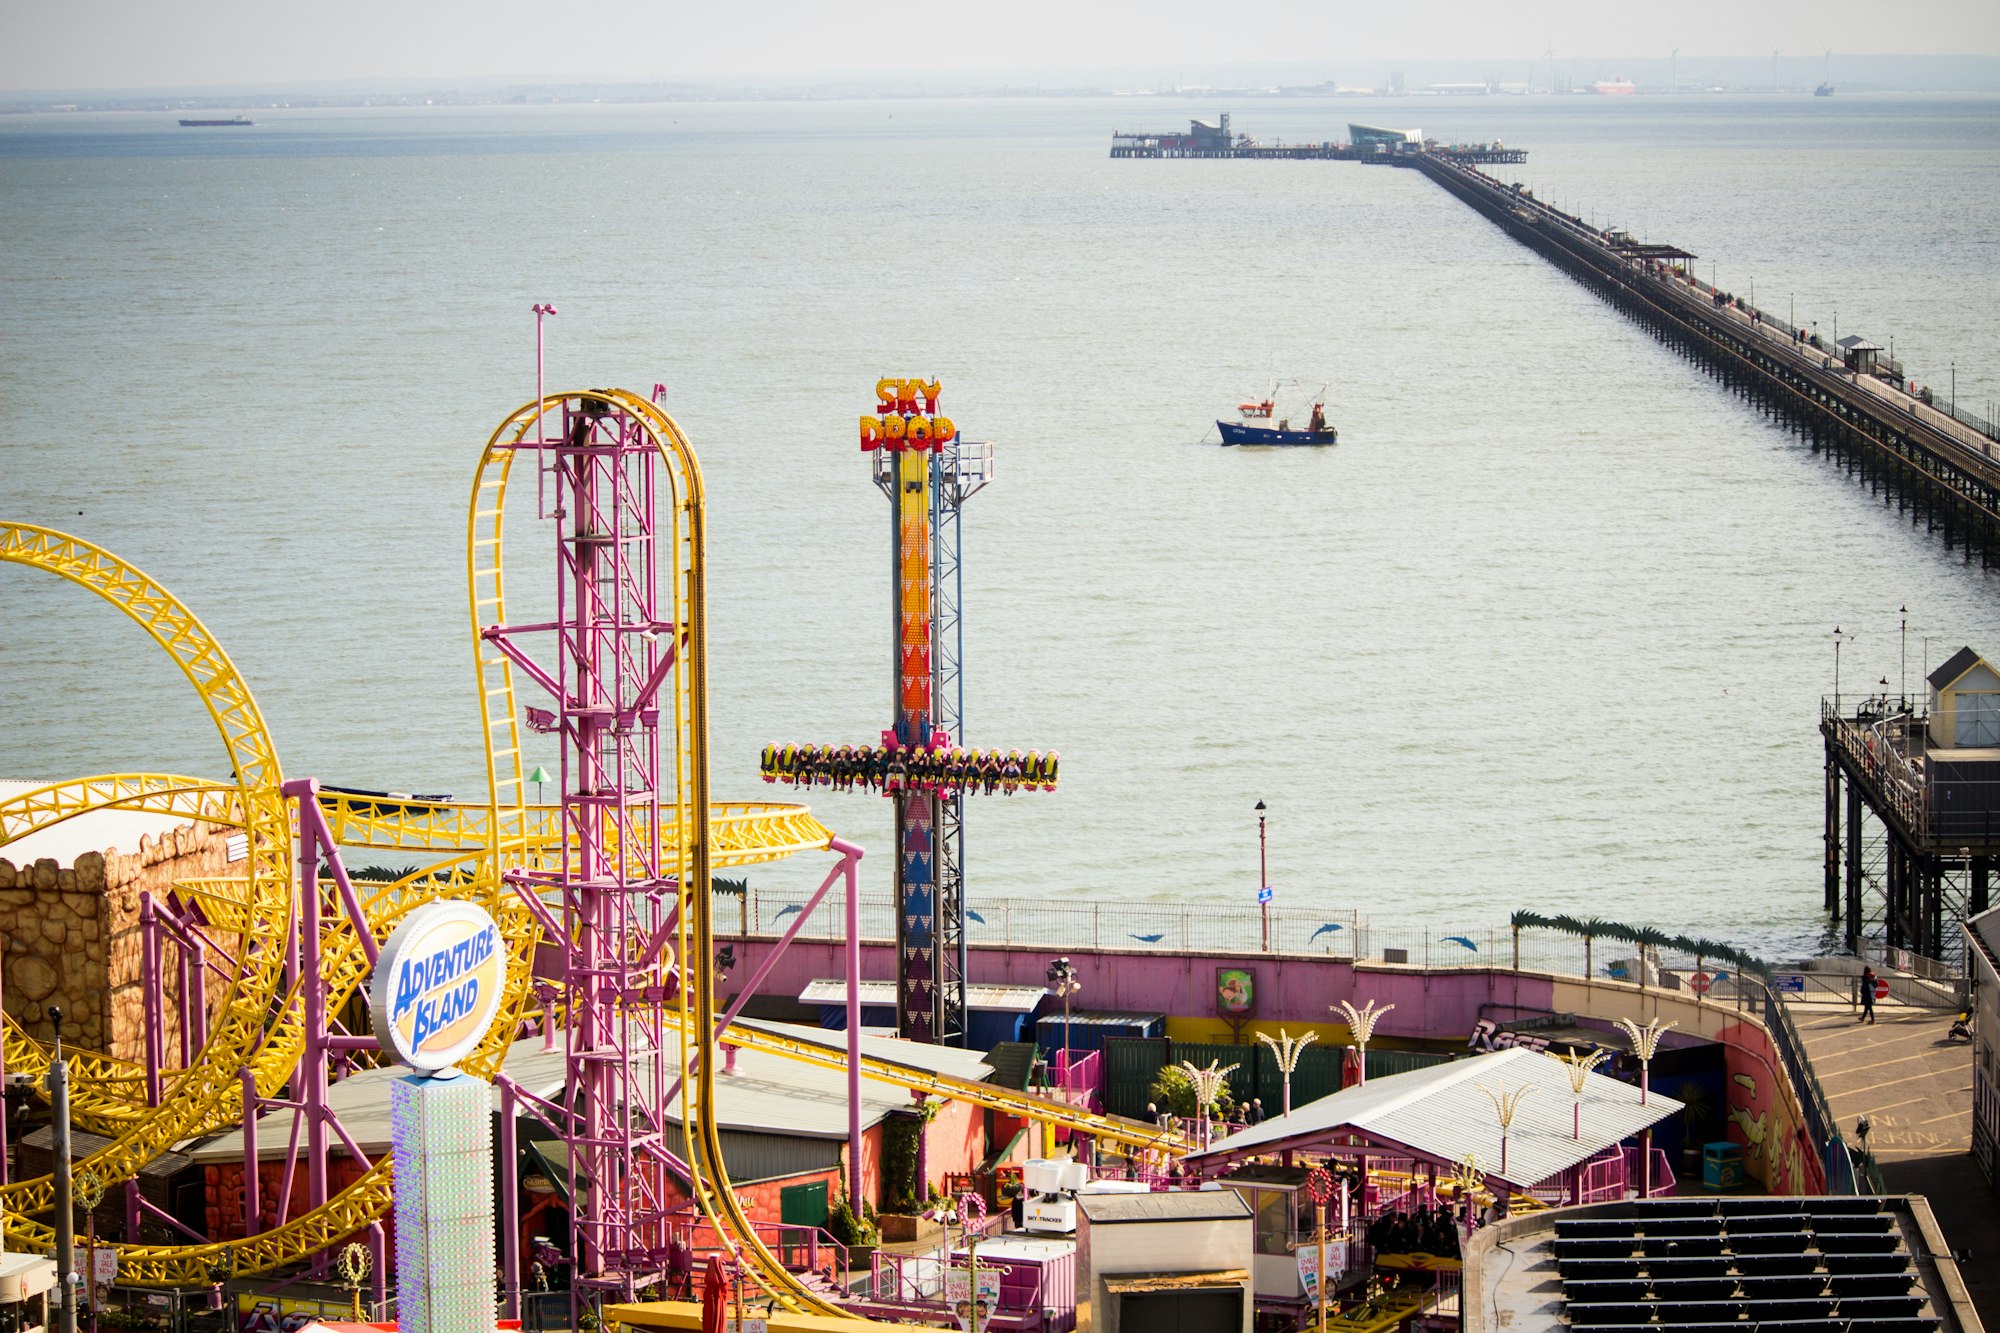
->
[1217,384,1338,446]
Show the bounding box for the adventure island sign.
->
[368,901,506,1072]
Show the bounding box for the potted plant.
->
[828,1194,879,1274]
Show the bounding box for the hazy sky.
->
[4,0,1998,92]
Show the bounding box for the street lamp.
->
[74,1171,104,1333]
[1175,1059,1241,1147]
[1549,1049,1608,1140]
[1046,957,1080,1085]
[1900,606,1909,705]
[1833,626,1845,713]
[1255,800,1270,952]
[1333,999,1395,1086]
[1256,1028,1318,1116]
[1615,1015,1675,1196]
[1476,1081,1534,1178]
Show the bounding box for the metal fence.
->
[721,888,1969,1006]
[1100,1037,1451,1121]
[1748,975,1885,1194]
[727,887,1626,976]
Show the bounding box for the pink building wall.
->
[726,937,1559,1045]
[729,935,1821,1192]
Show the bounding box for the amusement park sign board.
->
[369,901,506,1072]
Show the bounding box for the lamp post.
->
[1614,1017,1675,1106]
[530,303,557,515]
[1333,999,1395,1086]
[1833,626,1845,712]
[74,1171,103,1333]
[49,1007,75,1333]
[1176,1059,1240,1148]
[337,1243,372,1322]
[1476,1082,1534,1178]
[1256,1028,1318,1116]
[1549,1049,1609,1141]
[1615,1016,1675,1197]
[1900,607,1908,705]
[1046,957,1080,1085]
[1255,800,1270,952]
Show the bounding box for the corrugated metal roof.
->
[1190,1048,1681,1191]
[984,1041,1039,1091]
[798,978,1048,1013]
[1078,1190,1251,1224]
[183,1018,993,1161]
[1041,1010,1165,1029]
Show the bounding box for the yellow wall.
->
[1162,1017,1354,1047]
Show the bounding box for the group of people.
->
[760,742,1059,796]
[1364,1203,1465,1260]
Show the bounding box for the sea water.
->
[2,94,1998,958]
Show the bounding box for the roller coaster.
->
[0,388,1179,1321]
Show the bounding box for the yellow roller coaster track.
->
[0,775,833,1129]
[471,392,849,1315]
[0,398,1141,1308]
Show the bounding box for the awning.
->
[799,979,1048,1013]
[1103,1270,1250,1294]
[522,1138,587,1202]
[1192,1047,1682,1191]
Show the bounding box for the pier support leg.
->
[1825,751,1841,918]
[1846,780,1863,954]
[1887,842,1903,951]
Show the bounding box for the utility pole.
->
[1256,800,1270,951]
[49,1006,76,1333]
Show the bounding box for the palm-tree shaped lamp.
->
[1256,1028,1318,1115]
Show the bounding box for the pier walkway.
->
[1788,995,1998,1322]
[1416,152,2000,560]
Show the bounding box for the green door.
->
[779,1180,829,1228]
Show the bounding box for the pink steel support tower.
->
[486,394,678,1301]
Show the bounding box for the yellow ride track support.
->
[0,405,1150,1302]
[0,524,297,1273]
[473,392,852,1316]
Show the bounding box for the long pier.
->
[1414,153,2000,562]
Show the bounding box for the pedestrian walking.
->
[1859,965,1878,1024]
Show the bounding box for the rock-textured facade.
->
[0,821,236,1060]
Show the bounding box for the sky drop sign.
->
[369,901,506,1072]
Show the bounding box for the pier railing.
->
[718,886,1812,994]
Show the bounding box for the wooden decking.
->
[1789,996,1998,1325]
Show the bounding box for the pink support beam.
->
[240,1069,260,1235]
[847,842,863,1207]
[492,394,682,1301]
[139,896,164,1106]
[500,1079,520,1318]
[284,785,331,1239]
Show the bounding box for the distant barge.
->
[178,115,254,127]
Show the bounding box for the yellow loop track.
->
[0,399,1145,1311]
